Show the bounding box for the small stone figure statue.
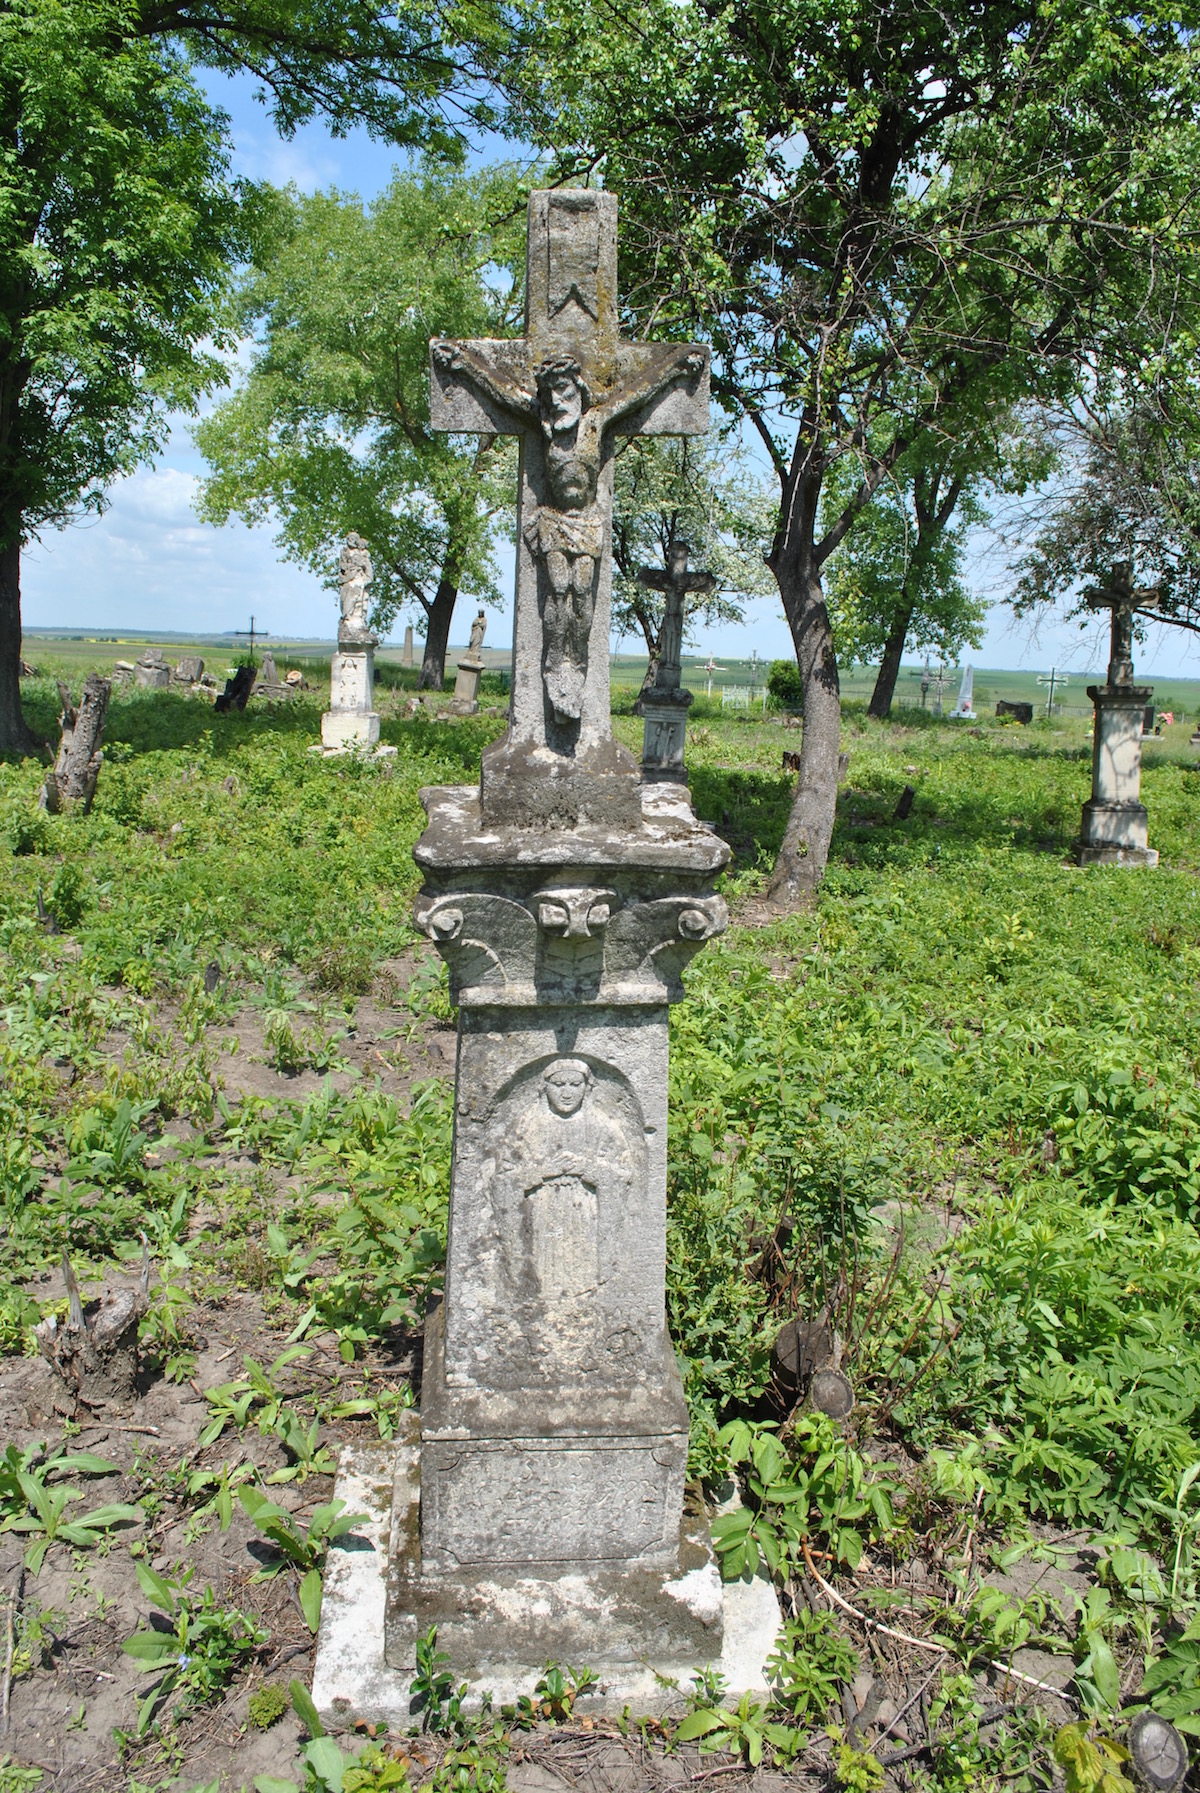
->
[338,532,374,643]
[468,608,487,657]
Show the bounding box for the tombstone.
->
[312,188,778,1722]
[447,608,487,716]
[1076,563,1159,867]
[951,664,976,719]
[173,655,204,685]
[636,542,714,782]
[254,648,294,702]
[133,647,169,690]
[402,625,415,668]
[320,534,384,751]
[996,700,1033,724]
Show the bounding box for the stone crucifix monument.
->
[637,540,714,782]
[1076,562,1160,867]
[311,189,779,1722]
[320,532,384,752]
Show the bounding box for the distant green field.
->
[21,626,1200,724]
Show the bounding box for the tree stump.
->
[39,675,111,814]
[34,1249,148,1410]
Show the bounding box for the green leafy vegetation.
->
[3,671,1200,1782]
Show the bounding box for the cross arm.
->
[637,567,670,592]
[429,339,536,436]
[608,344,711,438]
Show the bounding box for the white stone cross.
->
[429,191,709,792]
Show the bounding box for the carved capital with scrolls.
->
[414,881,726,1008]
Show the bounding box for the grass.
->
[3,655,1200,1781]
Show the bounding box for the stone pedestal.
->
[320,639,382,752]
[376,780,754,1693]
[1076,684,1158,867]
[640,687,693,783]
[447,655,483,716]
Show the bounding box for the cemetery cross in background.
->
[308,190,778,1715]
[1076,561,1161,867]
[637,540,715,782]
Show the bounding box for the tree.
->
[0,0,506,751]
[1010,401,1200,642]
[505,0,1200,899]
[820,450,986,717]
[609,432,774,685]
[196,163,523,688]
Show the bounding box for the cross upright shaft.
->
[429,190,710,828]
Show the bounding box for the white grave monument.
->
[1076,563,1159,866]
[312,189,780,1723]
[320,533,384,752]
[951,664,976,720]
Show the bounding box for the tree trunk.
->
[0,534,42,754]
[767,554,842,905]
[41,674,111,813]
[867,600,914,719]
[419,574,459,689]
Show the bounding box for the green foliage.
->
[676,1689,802,1769]
[766,1611,859,1726]
[0,1442,139,1574]
[1052,1723,1134,1793]
[238,1487,366,1631]
[195,162,524,644]
[248,1682,290,1729]
[711,1417,898,1580]
[122,1563,267,1735]
[610,433,772,656]
[831,1742,886,1793]
[766,661,804,710]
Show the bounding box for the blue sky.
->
[20,72,1200,681]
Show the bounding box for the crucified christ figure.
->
[430,340,705,723]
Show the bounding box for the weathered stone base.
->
[640,698,690,784]
[1074,841,1160,867]
[480,736,643,830]
[312,1433,783,1726]
[320,710,382,751]
[1077,797,1155,865]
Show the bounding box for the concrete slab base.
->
[311,1434,783,1727]
[1074,842,1159,867]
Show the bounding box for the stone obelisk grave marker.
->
[312,190,780,1719]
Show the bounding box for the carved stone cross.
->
[429,189,709,827]
[1084,561,1160,688]
[638,539,715,697]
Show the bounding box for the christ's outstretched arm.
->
[431,341,538,423]
[598,349,707,430]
